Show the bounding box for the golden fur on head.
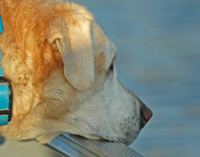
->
[0,0,152,145]
[0,0,100,142]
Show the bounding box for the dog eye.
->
[109,63,114,72]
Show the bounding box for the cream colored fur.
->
[0,0,150,145]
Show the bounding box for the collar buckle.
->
[0,77,12,125]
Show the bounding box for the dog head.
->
[0,0,152,145]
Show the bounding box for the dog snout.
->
[140,103,153,129]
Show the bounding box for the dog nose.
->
[140,104,153,129]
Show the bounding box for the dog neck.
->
[0,15,12,126]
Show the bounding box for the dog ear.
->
[46,16,95,91]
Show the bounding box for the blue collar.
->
[0,16,12,125]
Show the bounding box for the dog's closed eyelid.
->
[106,53,116,74]
[106,62,114,76]
[109,63,114,72]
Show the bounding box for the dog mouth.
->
[89,120,142,145]
[96,134,135,146]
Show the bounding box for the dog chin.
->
[97,134,139,146]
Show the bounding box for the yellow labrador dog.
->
[0,0,152,145]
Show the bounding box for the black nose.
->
[140,104,153,129]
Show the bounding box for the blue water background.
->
[73,0,200,156]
